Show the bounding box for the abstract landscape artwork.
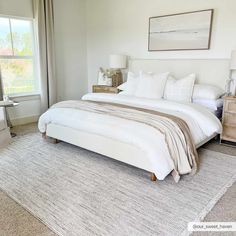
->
[148,9,213,51]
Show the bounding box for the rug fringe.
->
[180,172,236,236]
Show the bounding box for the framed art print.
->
[148,9,214,51]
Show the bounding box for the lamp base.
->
[111,70,123,87]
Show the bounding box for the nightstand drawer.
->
[221,125,236,142]
[221,96,236,144]
[223,112,236,125]
[92,85,119,93]
[224,99,236,113]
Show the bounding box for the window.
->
[0,16,39,96]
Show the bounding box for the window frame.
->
[0,14,40,98]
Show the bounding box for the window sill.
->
[9,93,41,102]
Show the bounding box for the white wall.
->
[86,0,236,89]
[54,0,87,101]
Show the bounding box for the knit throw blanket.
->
[51,100,198,182]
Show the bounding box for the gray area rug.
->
[0,133,235,236]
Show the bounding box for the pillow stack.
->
[118,71,225,105]
[119,71,169,99]
[192,84,225,110]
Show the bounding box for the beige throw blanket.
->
[51,100,198,181]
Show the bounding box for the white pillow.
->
[193,84,225,100]
[117,82,127,91]
[193,98,223,111]
[135,71,169,99]
[164,74,196,102]
[118,72,138,95]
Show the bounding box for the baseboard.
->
[11,115,39,126]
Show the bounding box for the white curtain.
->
[0,68,3,101]
[33,0,57,113]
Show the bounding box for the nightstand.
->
[220,96,236,144]
[92,85,119,94]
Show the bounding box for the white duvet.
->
[38,93,222,180]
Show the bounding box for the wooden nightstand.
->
[220,96,236,144]
[92,85,119,94]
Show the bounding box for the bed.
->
[38,59,228,182]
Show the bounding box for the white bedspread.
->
[38,93,222,180]
[82,93,222,142]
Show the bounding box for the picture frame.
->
[148,9,214,51]
[97,71,112,86]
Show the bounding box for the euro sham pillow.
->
[118,72,139,95]
[192,84,225,100]
[164,74,196,102]
[135,71,169,99]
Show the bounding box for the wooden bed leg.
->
[42,132,47,139]
[52,138,59,144]
[150,173,157,181]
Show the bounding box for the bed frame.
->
[43,124,217,182]
[43,59,228,181]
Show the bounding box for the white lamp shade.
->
[230,50,236,69]
[109,54,127,69]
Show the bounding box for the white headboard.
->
[129,59,229,90]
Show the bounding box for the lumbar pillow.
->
[135,71,169,99]
[193,84,225,100]
[164,74,196,102]
[118,72,139,95]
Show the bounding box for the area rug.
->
[0,133,235,236]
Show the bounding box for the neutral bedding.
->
[82,93,222,142]
[38,93,222,181]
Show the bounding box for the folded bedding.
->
[38,93,222,181]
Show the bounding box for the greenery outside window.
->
[0,16,39,96]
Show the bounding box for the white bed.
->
[38,93,221,181]
[38,59,227,182]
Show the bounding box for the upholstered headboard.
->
[129,59,229,90]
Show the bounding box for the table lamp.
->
[228,50,236,95]
[109,54,127,87]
